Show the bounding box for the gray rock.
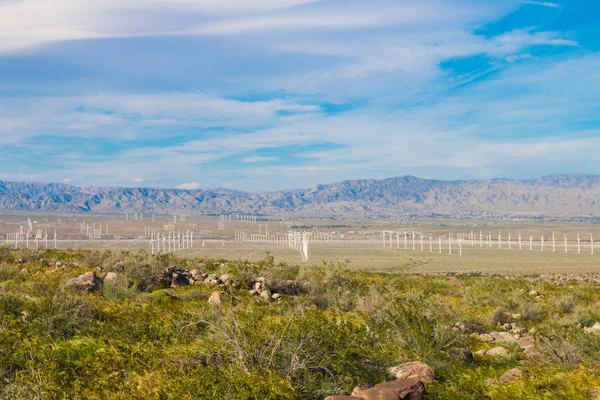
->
[66,272,102,292]
[103,272,119,284]
[486,347,510,358]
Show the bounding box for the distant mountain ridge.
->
[1,174,600,218]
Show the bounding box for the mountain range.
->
[1,174,600,219]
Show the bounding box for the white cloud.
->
[0,0,508,53]
[521,1,560,8]
[176,182,200,190]
[241,156,279,163]
[505,53,533,63]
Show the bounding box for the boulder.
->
[488,331,516,342]
[272,293,282,300]
[66,272,102,292]
[352,378,425,400]
[103,272,119,285]
[486,347,510,358]
[516,336,534,347]
[584,323,600,334]
[208,291,222,306]
[260,290,272,302]
[522,345,542,361]
[499,368,530,382]
[204,274,219,285]
[388,361,435,383]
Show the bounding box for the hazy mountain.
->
[1,174,599,218]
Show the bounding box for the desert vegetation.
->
[1,247,600,399]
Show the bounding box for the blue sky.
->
[0,0,598,191]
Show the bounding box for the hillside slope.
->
[0,174,599,218]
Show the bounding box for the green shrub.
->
[490,306,510,326]
[520,302,546,322]
[378,295,459,360]
[554,295,578,314]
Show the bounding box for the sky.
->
[0,0,599,191]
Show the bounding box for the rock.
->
[388,361,435,383]
[499,368,530,382]
[103,272,119,284]
[159,266,194,288]
[528,290,539,297]
[474,349,487,356]
[486,347,510,358]
[20,268,28,275]
[66,272,102,292]
[55,261,62,267]
[352,384,372,395]
[272,293,282,300]
[19,311,29,322]
[260,290,271,302]
[325,397,364,400]
[208,291,222,306]
[489,331,516,342]
[449,348,474,363]
[352,378,425,400]
[479,333,495,342]
[516,336,534,349]
[584,323,600,334]
[204,274,219,285]
[522,345,542,361]
[38,257,48,265]
[219,273,230,283]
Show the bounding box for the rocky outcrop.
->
[66,272,102,292]
[326,378,425,400]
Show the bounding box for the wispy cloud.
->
[241,156,280,163]
[521,1,560,8]
[0,0,596,190]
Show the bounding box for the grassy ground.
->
[2,248,600,399]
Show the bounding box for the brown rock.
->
[208,291,222,306]
[516,336,534,348]
[499,368,530,382]
[66,272,102,292]
[352,383,372,395]
[522,345,542,361]
[388,361,435,383]
[354,378,425,400]
[325,397,365,400]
